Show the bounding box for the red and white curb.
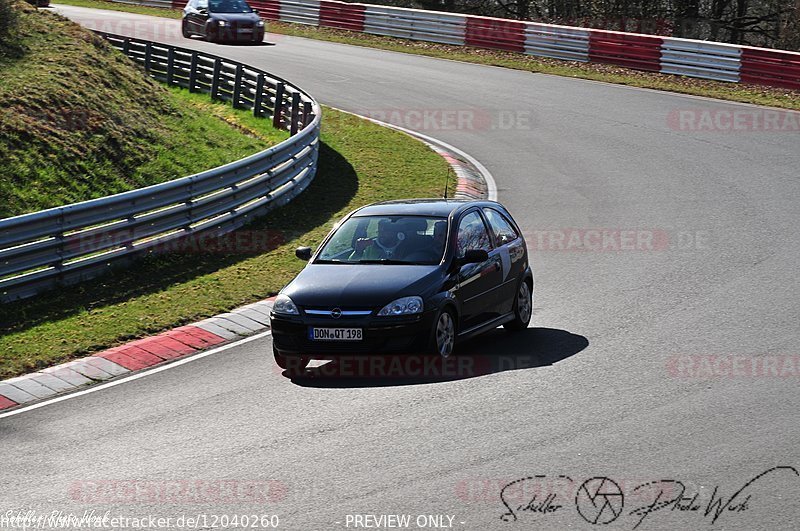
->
[0,298,277,412]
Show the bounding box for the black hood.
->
[282,264,442,308]
[208,12,261,22]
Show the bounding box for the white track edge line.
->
[0,330,272,420]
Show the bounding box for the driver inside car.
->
[349,219,405,260]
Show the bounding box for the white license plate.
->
[309,327,363,341]
[239,28,253,33]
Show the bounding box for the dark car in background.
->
[182,0,265,43]
[270,199,534,372]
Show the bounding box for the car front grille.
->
[302,308,374,319]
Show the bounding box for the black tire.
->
[181,21,191,38]
[273,348,309,374]
[504,279,533,331]
[428,307,456,358]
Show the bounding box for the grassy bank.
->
[53,0,800,111]
[0,3,287,218]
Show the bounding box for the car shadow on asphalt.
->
[218,41,275,47]
[184,37,275,47]
[285,327,588,387]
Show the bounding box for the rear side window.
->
[456,211,492,258]
[483,208,519,245]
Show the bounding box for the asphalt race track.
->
[1,6,799,530]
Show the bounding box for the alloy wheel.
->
[436,311,455,358]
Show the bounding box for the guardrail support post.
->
[122,37,130,56]
[272,82,285,129]
[302,101,312,129]
[254,74,266,118]
[232,65,243,109]
[290,92,301,135]
[166,47,175,86]
[211,59,222,100]
[144,42,152,73]
[188,52,199,93]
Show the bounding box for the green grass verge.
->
[0,3,287,218]
[53,0,800,111]
[0,106,454,379]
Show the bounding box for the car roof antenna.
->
[443,166,453,199]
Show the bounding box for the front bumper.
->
[271,310,437,357]
[210,26,265,42]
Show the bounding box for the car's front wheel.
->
[273,348,309,374]
[181,20,191,38]
[504,279,532,331]
[429,308,456,358]
[204,24,216,42]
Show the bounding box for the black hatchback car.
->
[182,0,265,43]
[270,199,533,371]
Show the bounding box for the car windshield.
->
[208,0,253,13]
[316,215,448,265]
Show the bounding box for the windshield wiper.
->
[358,259,423,265]
[313,259,347,264]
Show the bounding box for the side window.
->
[483,208,519,246]
[456,211,492,258]
[197,0,208,9]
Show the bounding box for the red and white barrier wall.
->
[176,0,800,89]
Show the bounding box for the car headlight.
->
[257,20,264,26]
[217,20,227,26]
[378,296,423,316]
[273,294,299,315]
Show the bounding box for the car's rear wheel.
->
[273,349,309,374]
[504,279,532,331]
[429,308,456,358]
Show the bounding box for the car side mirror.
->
[459,249,488,265]
[198,8,208,14]
[295,247,312,261]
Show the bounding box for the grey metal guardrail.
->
[0,32,321,302]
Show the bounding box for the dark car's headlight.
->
[257,20,264,26]
[378,296,423,316]
[273,294,299,315]
[216,20,227,26]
